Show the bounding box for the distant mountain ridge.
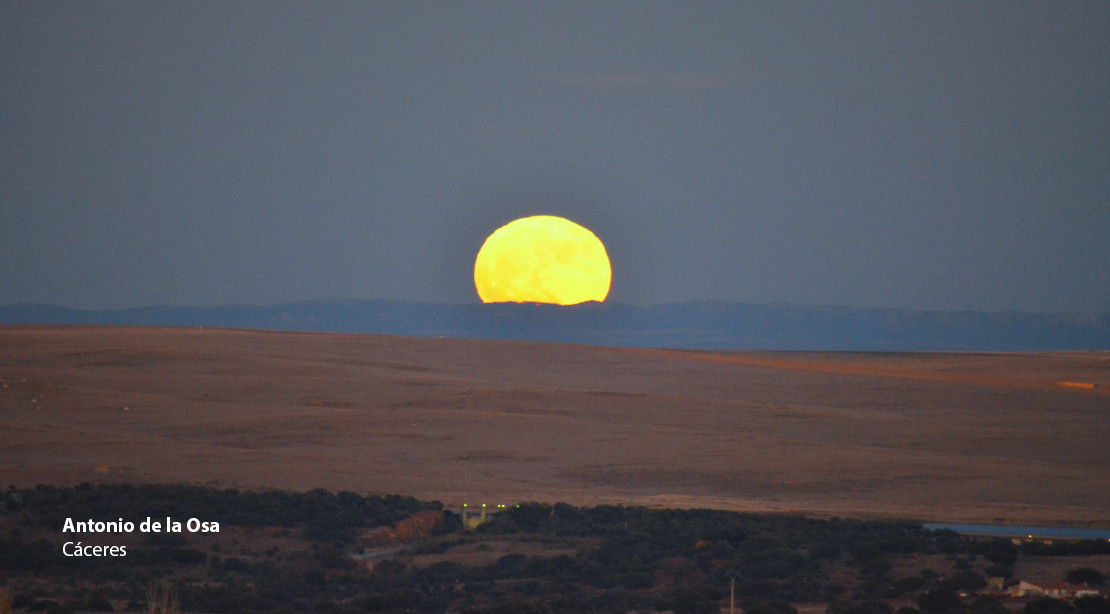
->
[2,299,1108,351]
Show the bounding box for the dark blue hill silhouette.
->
[1,299,1108,351]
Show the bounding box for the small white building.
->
[1009,581,1102,599]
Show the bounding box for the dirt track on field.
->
[1,325,1107,526]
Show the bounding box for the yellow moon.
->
[474,215,612,305]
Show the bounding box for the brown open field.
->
[1,325,1107,527]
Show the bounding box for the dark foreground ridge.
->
[3,299,1110,350]
[3,484,1109,614]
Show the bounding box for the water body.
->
[924,523,1110,540]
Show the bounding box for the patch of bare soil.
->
[1,325,1107,527]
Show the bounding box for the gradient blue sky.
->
[3,2,1108,311]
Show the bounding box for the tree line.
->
[1,484,1107,614]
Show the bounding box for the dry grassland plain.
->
[1,325,1107,527]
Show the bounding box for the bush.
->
[982,541,1018,567]
[943,570,987,592]
[1067,568,1105,586]
[985,564,1013,578]
[969,596,1009,614]
[918,588,963,614]
[1074,596,1110,614]
[1025,597,1074,614]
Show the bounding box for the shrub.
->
[1025,597,1074,614]
[1067,568,1105,586]
[918,588,962,614]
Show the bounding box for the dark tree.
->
[943,570,987,592]
[1025,597,1074,614]
[1074,596,1110,614]
[1067,568,1105,586]
[968,596,1009,614]
[918,588,963,614]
